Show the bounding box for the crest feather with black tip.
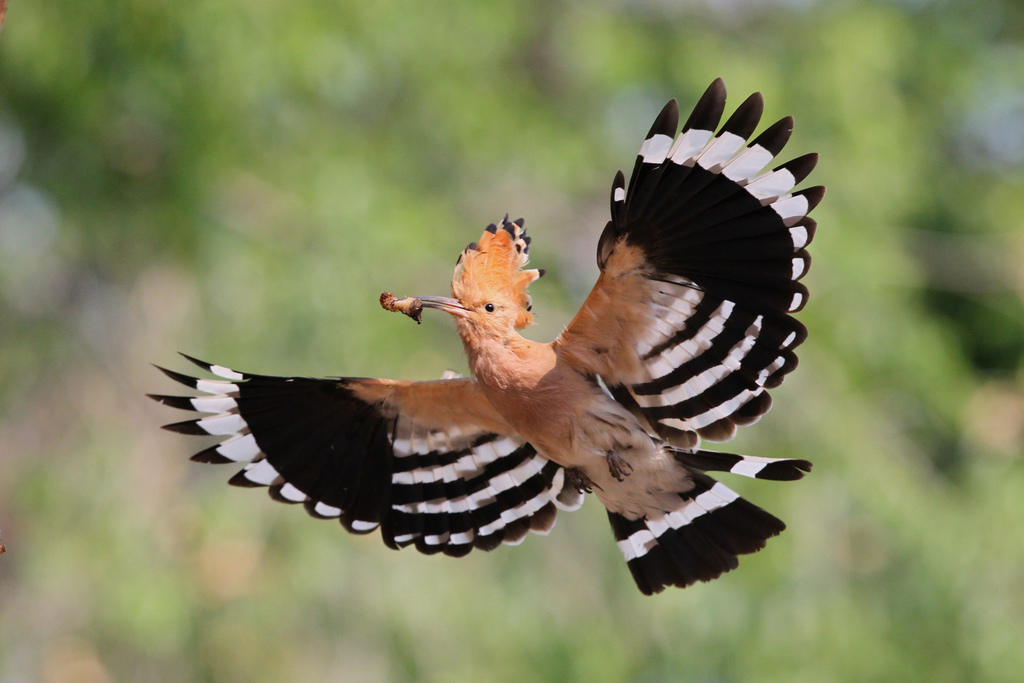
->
[452,215,543,328]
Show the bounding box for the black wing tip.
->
[731,392,774,427]
[228,469,263,488]
[341,517,381,535]
[414,537,448,556]
[794,250,812,282]
[442,543,474,558]
[303,499,337,520]
[778,153,819,185]
[683,78,728,132]
[152,364,199,389]
[473,530,505,552]
[190,446,233,464]
[177,353,213,372]
[696,419,737,442]
[751,116,794,155]
[268,485,303,505]
[161,418,208,435]
[758,459,813,481]
[721,91,764,138]
[787,282,810,312]
[797,185,826,214]
[147,394,197,411]
[647,99,680,140]
[794,217,818,246]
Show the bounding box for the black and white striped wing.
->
[150,356,583,558]
[560,78,823,444]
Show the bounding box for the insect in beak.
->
[380,292,471,323]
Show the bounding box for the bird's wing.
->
[150,355,583,557]
[556,79,823,444]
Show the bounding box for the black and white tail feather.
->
[607,448,809,594]
[608,472,784,595]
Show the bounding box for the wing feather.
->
[557,80,822,444]
[150,356,583,555]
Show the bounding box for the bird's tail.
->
[608,451,809,595]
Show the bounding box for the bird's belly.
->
[483,386,691,516]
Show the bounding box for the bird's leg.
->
[606,450,634,481]
[565,467,597,493]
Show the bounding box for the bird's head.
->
[416,216,543,339]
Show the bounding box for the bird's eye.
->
[484,303,495,313]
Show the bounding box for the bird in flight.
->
[152,79,823,595]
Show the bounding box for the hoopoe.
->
[152,79,823,595]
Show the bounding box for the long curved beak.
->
[417,296,472,318]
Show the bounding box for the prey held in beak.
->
[380,292,470,323]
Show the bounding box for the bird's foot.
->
[565,467,596,494]
[606,452,633,481]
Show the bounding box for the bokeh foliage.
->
[2,0,1024,681]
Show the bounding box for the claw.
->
[565,467,596,493]
[606,452,633,482]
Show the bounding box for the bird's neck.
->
[459,327,553,392]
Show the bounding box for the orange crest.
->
[452,216,544,329]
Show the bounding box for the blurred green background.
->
[2,0,1024,681]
